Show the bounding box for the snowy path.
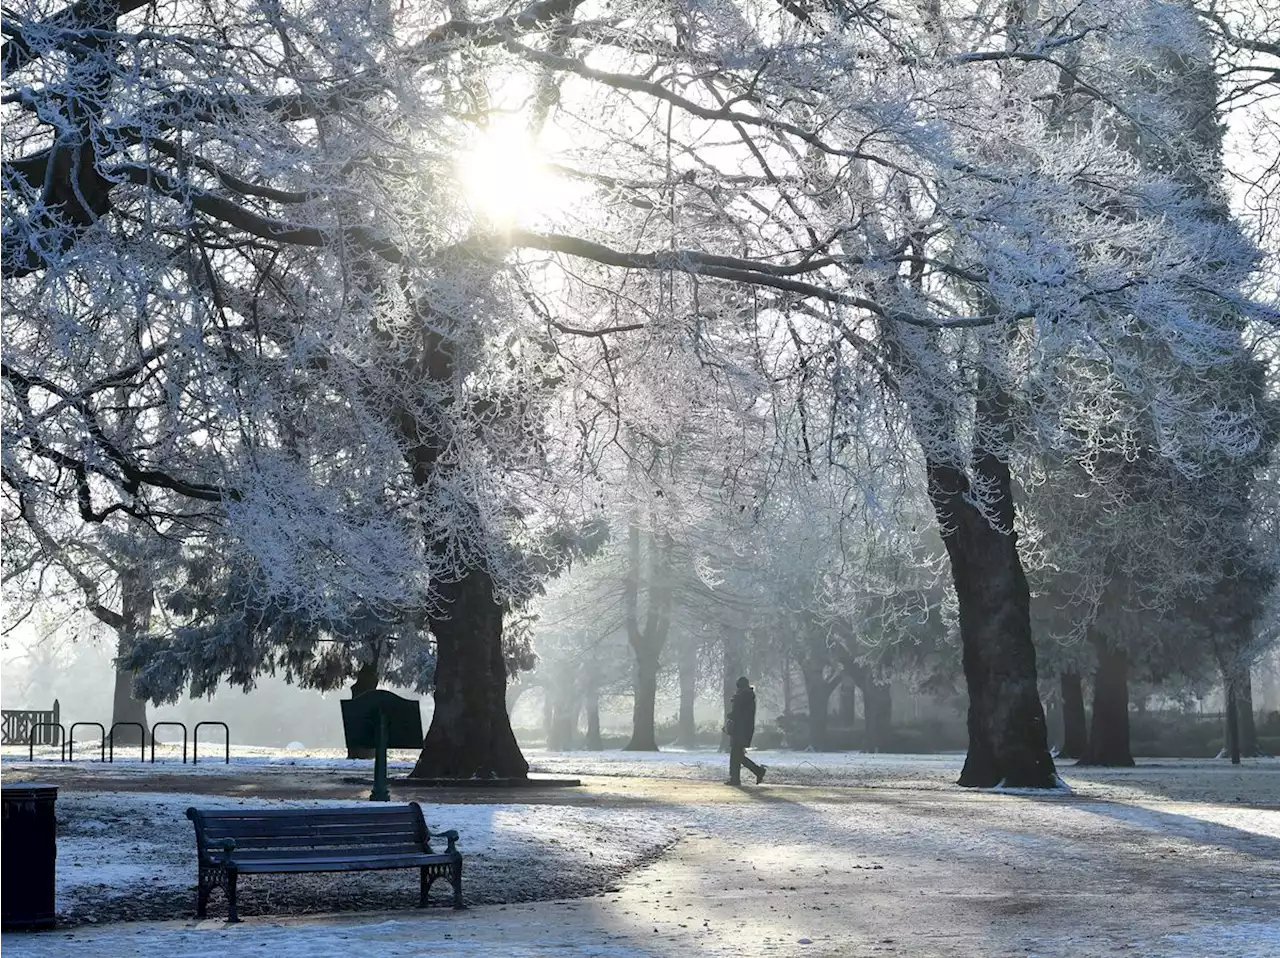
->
[2,753,1277,956]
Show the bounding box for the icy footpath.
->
[1,910,660,958]
[2,749,1276,957]
[9,805,1280,958]
[528,747,1280,804]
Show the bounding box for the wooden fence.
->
[1,700,60,745]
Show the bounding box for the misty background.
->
[6,605,1277,756]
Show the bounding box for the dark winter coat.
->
[727,686,757,748]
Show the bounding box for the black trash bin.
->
[1,782,58,930]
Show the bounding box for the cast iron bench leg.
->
[226,869,241,923]
[419,867,433,907]
[196,868,210,918]
[451,858,464,910]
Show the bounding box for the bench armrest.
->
[427,828,459,854]
[218,838,237,865]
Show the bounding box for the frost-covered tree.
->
[1190,0,1280,759]
[1016,0,1280,766]
[7,0,1275,789]
[2,498,165,743]
[485,0,1274,785]
[2,0,602,778]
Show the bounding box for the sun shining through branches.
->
[456,116,585,229]
[5,0,1279,798]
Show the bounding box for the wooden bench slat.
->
[197,808,417,826]
[200,820,419,838]
[201,832,417,847]
[194,809,414,824]
[194,818,417,834]
[199,819,417,835]
[235,854,453,874]
[207,831,422,850]
[221,844,431,862]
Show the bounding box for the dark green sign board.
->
[341,690,423,801]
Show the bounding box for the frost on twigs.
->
[2,0,610,705]
[3,0,1277,718]
[223,458,429,624]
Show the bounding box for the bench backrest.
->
[186,804,431,862]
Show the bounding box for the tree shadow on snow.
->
[1004,791,1280,862]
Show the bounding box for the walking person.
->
[724,676,767,785]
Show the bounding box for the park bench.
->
[186,803,463,921]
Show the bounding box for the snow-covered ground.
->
[527,747,1280,803]
[10,742,1277,804]
[2,748,1277,956]
[47,790,680,923]
[5,741,421,770]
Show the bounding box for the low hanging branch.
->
[505,230,1017,330]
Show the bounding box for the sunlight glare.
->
[457,118,578,228]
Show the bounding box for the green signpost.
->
[340,690,423,801]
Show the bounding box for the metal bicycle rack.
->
[26,723,66,762]
[150,722,189,763]
[24,717,229,766]
[108,722,147,762]
[192,721,230,765]
[68,722,106,762]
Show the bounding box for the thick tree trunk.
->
[623,519,671,752]
[861,680,892,752]
[1079,640,1133,767]
[391,312,525,780]
[111,569,151,745]
[929,461,1056,787]
[410,567,528,779]
[548,693,578,751]
[1225,682,1241,765]
[888,322,1055,788]
[836,676,857,724]
[781,654,792,714]
[807,693,829,752]
[801,666,833,751]
[1238,670,1258,758]
[346,656,380,760]
[1059,671,1088,760]
[110,666,149,745]
[585,683,602,751]
[676,638,698,748]
[546,668,581,751]
[626,649,661,751]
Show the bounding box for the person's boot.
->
[755,765,767,785]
